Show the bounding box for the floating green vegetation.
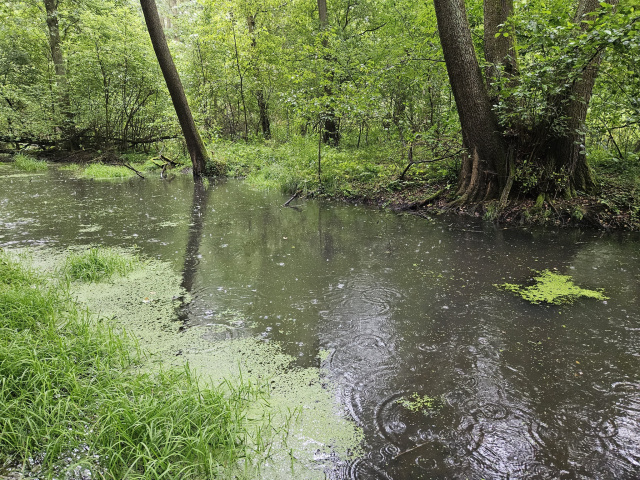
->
[80,163,137,179]
[397,393,441,413]
[498,269,608,305]
[58,163,80,171]
[12,153,47,172]
[63,247,138,282]
[317,349,331,362]
[0,251,266,479]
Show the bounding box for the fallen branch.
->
[119,162,145,179]
[390,442,429,462]
[159,154,179,166]
[283,190,302,207]
[396,188,445,211]
[400,150,463,179]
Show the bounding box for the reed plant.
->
[12,153,47,172]
[0,251,267,479]
[63,247,137,282]
[80,163,137,179]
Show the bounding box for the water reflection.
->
[1,168,640,478]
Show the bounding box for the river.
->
[1,166,639,479]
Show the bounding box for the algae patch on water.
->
[396,393,441,413]
[62,248,363,478]
[497,269,608,305]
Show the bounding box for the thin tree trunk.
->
[317,0,339,146]
[556,0,617,194]
[43,0,74,145]
[247,15,271,139]
[433,0,507,202]
[231,14,249,141]
[140,0,210,178]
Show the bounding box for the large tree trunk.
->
[433,0,507,202]
[140,0,209,179]
[317,0,340,146]
[541,0,617,196]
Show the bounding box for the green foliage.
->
[498,269,608,305]
[12,153,47,172]
[0,251,267,478]
[63,248,138,282]
[79,163,137,179]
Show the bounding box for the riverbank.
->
[3,139,639,230]
[0,247,362,479]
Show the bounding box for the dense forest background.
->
[1,0,639,219]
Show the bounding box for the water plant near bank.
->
[12,153,47,172]
[0,251,267,479]
[63,247,138,282]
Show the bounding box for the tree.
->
[433,0,507,202]
[140,0,210,178]
[433,0,619,203]
[43,0,75,146]
[247,13,271,139]
[317,0,339,145]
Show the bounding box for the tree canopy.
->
[1,0,638,205]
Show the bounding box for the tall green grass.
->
[212,137,455,199]
[80,163,137,179]
[64,247,137,282]
[0,252,268,479]
[12,153,48,172]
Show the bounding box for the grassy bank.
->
[210,139,640,230]
[0,250,266,479]
[212,137,455,202]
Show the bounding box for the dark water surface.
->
[2,167,640,479]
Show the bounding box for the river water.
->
[1,166,640,479]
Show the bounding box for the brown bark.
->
[483,0,517,85]
[140,0,209,178]
[433,0,507,202]
[546,0,618,195]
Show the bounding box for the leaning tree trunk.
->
[140,0,210,179]
[433,0,507,202]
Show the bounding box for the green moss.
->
[12,153,47,172]
[498,270,608,305]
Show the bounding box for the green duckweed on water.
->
[497,269,608,305]
[11,246,363,479]
[396,393,441,413]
